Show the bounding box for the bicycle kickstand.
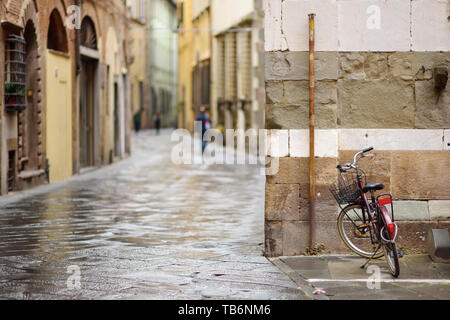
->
[360,244,382,269]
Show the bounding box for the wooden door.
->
[79,59,95,168]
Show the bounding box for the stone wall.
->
[266,51,450,130]
[264,0,450,257]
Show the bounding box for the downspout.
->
[308,13,316,248]
[75,0,81,76]
[74,0,81,175]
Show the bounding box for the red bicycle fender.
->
[380,205,395,240]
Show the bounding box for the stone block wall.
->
[264,0,450,257]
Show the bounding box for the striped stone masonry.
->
[264,0,450,257]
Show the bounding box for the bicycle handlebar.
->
[337,147,374,172]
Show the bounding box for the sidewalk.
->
[270,254,450,300]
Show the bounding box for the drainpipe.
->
[308,13,316,248]
[75,0,81,75]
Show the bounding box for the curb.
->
[268,257,329,300]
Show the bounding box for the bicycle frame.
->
[335,148,401,276]
[352,171,397,244]
[355,172,379,244]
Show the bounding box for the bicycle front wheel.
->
[337,204,384,259]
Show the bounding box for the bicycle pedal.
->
[358,224,368,230]
[355,224,370,238]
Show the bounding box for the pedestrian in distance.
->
[133,110,142,133]
[196,105,211,153]
[154,111,161,135]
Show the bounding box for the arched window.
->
[81,17,98,50]
[47,9,68,53]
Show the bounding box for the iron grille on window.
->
[4,35,26,112]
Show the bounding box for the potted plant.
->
[5,83,25,106]
[5,83,18,105]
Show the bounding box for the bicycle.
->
[330,147,400,278]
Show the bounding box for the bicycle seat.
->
[363,181,384,193]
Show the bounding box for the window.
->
[201,61,210,106]
[47,9,68,53]
[139,81,144,111]
[151,87,157,113]
[80,17,98,50]
[216,36,225,101]
[192,59,211,112]
[128,0,137,20]
[139,0,146,23]
[4,35,26,112]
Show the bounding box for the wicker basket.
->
[329,173,361,205]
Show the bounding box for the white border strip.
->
[339,129,446,152]
[308,278,450,284]
[267,129,449,158]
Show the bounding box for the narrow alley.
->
[0,131,305,300]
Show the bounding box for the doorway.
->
[79,58,97,168]
[114,81,120,157]
[79,16,99,169]
[22,21,40,172]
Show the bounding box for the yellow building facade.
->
[46,51,73,183]
[177,0,212,132]
[127,0,148,130]
[178,0,194,132]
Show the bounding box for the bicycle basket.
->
[329,173,361,205]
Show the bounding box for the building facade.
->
[264,0,450,257]
[177,0,265,133]
[127,0,148,131]
[177,0,211,132]
[145,0,178,129]
[0,0,131,195]
[211,0,265,131]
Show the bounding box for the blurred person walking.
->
[133,110,142,133]
[154,111,161,135]
[196,106,211,153]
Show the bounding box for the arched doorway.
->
[14,20,46,191]
[46,9,72,183]
[79,17,99,168]
[23,21,40,171]
[47,9,68,52]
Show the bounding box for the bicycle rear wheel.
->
[337,204,384,259]
[382,241,400,278]
[379,210,400,278]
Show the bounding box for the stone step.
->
[427,229,450,263]
[18,169,45,180]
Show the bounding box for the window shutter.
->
[224,32,236,101]
[237,31,251,100]
[215,36,225,101]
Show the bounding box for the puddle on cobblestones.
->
[0,132,301,299]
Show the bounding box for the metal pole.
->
[75,0,81,75]
[308,13,316,248]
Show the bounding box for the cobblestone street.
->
[0,131,305,300]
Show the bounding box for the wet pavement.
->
[0,130,305,300]
[272,254,450,300]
